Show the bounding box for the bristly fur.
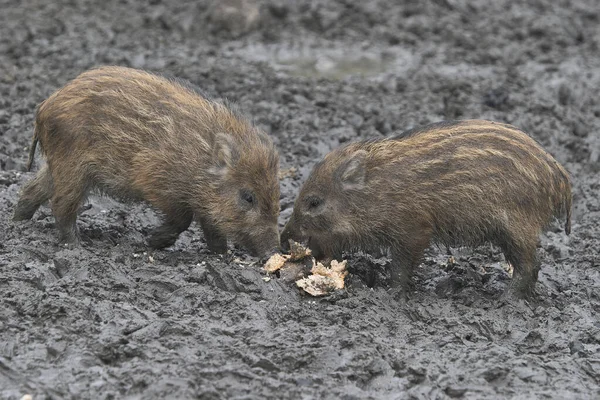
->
[281,119,572,296]
[14,66,280,256]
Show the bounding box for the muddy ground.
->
[1,0,599,398]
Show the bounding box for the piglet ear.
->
[339,149,367,190]
[213,132,239,171]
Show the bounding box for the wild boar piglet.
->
[281,120,572,296]
[14,66,280,256]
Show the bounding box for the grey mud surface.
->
[1,0,600,399]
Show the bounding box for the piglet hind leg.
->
[506,245,540,298]
[147,207,193,249]
[498,231,540,298]
[13,165,54,221]
[198,216,228,254]
[50,172,88,246]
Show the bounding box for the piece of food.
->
[296,260,348,296]
[288,239,312,261]
[263,241,347,296]
[278,166,298,180]
[279,261,311,284]
[504,262,514,278]
[263,253,290,273]
[263,241,312,272]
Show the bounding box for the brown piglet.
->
[281,120,572,296]
[14,66,280,256]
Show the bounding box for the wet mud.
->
[1,0,599,398]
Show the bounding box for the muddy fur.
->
[13,66,280,256]
[281,120,572,296]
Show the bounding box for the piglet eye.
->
[240,190,255,205]
[306,196,323,209]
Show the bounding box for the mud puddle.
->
[236,43,417,79]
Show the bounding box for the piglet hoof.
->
[13,210,33,222]
[147,231,178,250]
[509,279,538,300]
[206,240,228,254]
[388,273,415,301]
[201,227,228,254]
[58,238,80,250]
[56,228,82,249]
[13,202,37,221]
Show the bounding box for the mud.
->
[1,0,599,399]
